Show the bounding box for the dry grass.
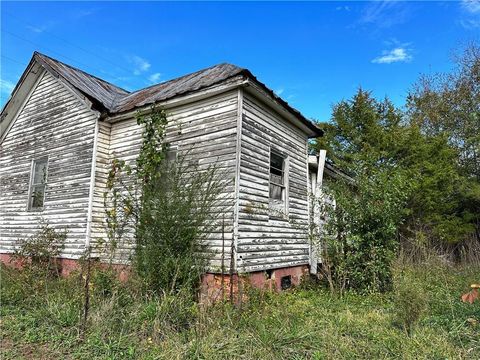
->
[1,262,479,359]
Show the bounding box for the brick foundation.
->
[200,265,309,302]
[0,253,131,280]
[1,253,308,300]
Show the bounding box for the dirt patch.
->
[1,337,69,360]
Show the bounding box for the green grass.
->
[1,263,479,359]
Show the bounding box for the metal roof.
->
[34,52,129,111]
[112,63,245,113]
[32,52,322,136]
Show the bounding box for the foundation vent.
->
[280,275,292,290]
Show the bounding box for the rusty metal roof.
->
[113,63,246,113]
[34,52,129,111]
[32,52,322,136]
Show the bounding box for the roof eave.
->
[106,76,249,122]
[241,76,323,138]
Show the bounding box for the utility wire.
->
[4,11,137,77]
[1,55,28,68]
[2,29,155,90]
[3,29,124,79]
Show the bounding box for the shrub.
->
[135,155,225,296]
[317,168,410,293]
[393,277,428,336]
[104,106,225,297]
[12,221,67,277]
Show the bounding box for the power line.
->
[1,55,28,68]
[2,29,153,90]
[4,11,136,77]
[3,29,123,78]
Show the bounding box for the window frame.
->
[27,156,49,211]
[268,147,289,219]
[166,145,178,163]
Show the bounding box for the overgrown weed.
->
[1,262,479,359]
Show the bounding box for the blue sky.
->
[1,1,479,121]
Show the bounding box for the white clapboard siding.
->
[91,90,239,267]
[89,120,111,258]
[0,71,98,258]
[236,93,310,273]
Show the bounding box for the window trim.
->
[166,145,178,163]
[268,147,289,220]
[27,156,49,211]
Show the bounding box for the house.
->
[0,52,324,291]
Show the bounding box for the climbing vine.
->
[103,105,225,295]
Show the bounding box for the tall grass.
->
[1,262,479,359]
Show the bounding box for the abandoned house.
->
[0,51,329,291]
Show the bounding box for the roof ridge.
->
[123,62,244,97]
[28,52,320,136]
[33,51,130,95]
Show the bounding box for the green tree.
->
[314,89,411,292]
[406,42,480,252]
[407,42,480,181]
[316,68,479,265]
[314,88,404,174]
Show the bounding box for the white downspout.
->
[310,150,326,274]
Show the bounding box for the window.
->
[28,157,48,210]
[269,150,287,217]
[166,146,177,163]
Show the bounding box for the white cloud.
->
[76,9,95,18]
[460,1,480,29]
[358,1,410,28]
[336,5,350,12]
[372,47,412,64]
[148,73,161,84]
[462,0,480,14]
[27,25,48,33]
[274,88,284,96]
[0,79,15,98]
[460,18,480,28]
[128,55,151,75]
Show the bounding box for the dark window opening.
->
[269,150,287,216]
[166,147,177,163]
[28,157,48,211]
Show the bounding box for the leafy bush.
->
[313,90,411,293]
[135,155,224,295]
[318,168,410,293]
[103,106,225,296]
[12,221,67,276]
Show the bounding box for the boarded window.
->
[28,157,48,210]
[269,150,287,217]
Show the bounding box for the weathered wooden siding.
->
[90,121,111,258]
[0,70,98,258]
[92,90,239,267]
[236,92,310,273]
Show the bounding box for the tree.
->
[314,89,411,292]
[406,42,480,252]
[407,42,480,181]
[313,88,404,174]
[315,52,480,265]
